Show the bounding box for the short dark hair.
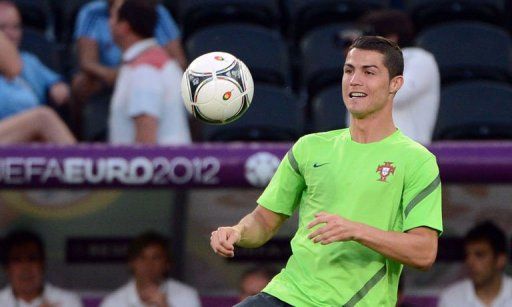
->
[1,230,45,266]
[359,9,415,47]
[464,221,508,256]
[348,36,404,79]
[127,231,171,262]
[117,0,157,39]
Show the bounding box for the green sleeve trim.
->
[287,149,301,175]
[404,174,441,218]
[343,265,386,307]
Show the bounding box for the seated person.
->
[0,230,83,306]
[239,266,278,302]
[438,221,512,306]
[0,20,75,144]
[0,0,70,119]
[100,231,201,307]
[107,0,190,144]
[71,0,186,109]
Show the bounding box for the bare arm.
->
[0,31,22,78]
[133,114,158,144]
[163,39,187,70]
[210,205,288,257]
[76,37,118,85]
[308,212,438,270]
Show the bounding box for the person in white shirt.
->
[358,10,440,145]
[100,231,201,307]
[108,0,191,145]
[0,230,82,307]
[438,221,512,307]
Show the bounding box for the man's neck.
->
[349,115,396,144]
[13,287,43,303]
[119,34,144,52]
[475,275,503,306]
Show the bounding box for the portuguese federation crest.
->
[376,162,395,182]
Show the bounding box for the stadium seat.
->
[311,84,347,133]
[186,24,290,87]
[201,84,304,141]
[179,0,280,39]
[13,0,56,41]
[20,28,64,75]
[404,0,507,31]
[434,81,512,140]
[415,21,512,85]
[300,23,359,96]
[286,0,388,40]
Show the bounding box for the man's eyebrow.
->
[343,64,380,70]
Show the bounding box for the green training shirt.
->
[258,129,442,307]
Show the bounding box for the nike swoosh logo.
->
[313,163,329,168]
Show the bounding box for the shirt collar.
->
[122,38,158,63]
[8,284,46,307]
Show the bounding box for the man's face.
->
[108,0,124,43]
[342,48,401,119]
[6,243,44,296]
[0,4,22,46]
[465,240,504,287]
[130,244,169,284]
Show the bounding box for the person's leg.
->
[235,293,292,307]
[0,107,76,144]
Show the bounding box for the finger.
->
[314,211,329,218]
[307,225,328,240]
[216,229,236,251]
[211,231,235,257]
[307,215,329,229]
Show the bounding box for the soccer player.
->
[210,36,442,306]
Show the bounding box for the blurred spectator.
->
[100,231,201,307]
[107,0,190,144]
[358,9,440,145]
[239,266,277,302]
[0,0,71,113]
[0,30,21,78]
[0,230,82,307]
[71,0,187,137]
[438,221,512,307]
[0,16,75,144]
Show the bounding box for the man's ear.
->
[389,75,404,95]
[496,253,507,270]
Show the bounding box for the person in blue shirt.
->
[0,0,70,119]
[71,0,187,118]
[0,30,75,144]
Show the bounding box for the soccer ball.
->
[181,52,254,124]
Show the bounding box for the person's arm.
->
[307,215,438,270]
[211,205,288,257]
[0,31,22,78]
[76,38,118,86]
[133,114,158,144]
[163,39,187,70]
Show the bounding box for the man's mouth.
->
[349,92,367,98]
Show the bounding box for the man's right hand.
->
[210,226,241,257]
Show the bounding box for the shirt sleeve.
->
[154,5,181,45]
[257,139,306,216]
[401,155,443,234]
[126,66,164,118]
[22,53,61,103]
[74,5,99,41]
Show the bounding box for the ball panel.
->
[180,51,254,125]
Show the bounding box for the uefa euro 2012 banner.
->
[0,142,511,188]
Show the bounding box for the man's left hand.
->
[307,212,360,244]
